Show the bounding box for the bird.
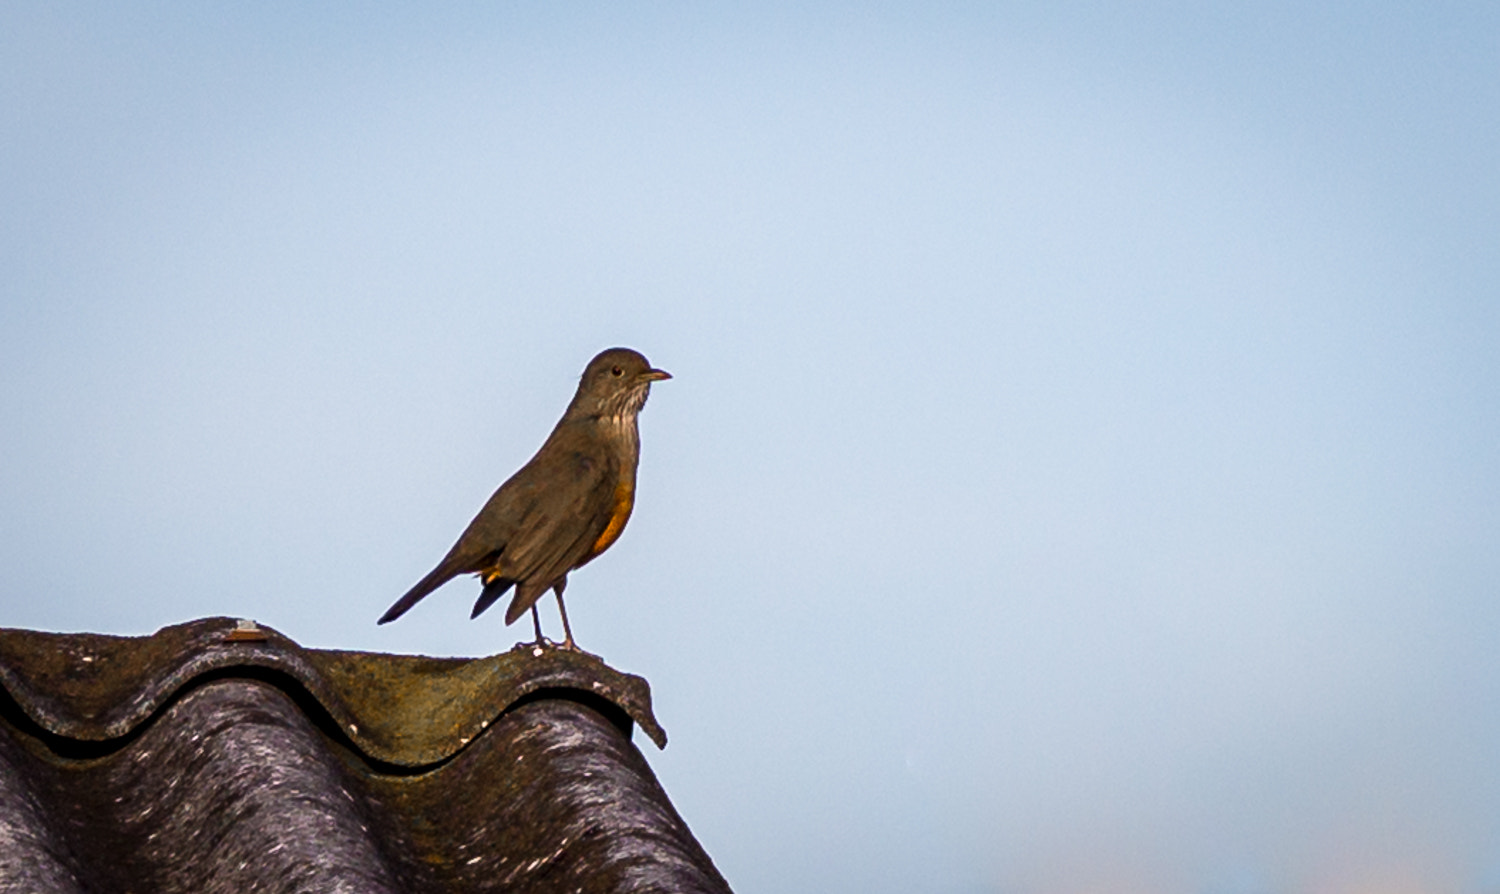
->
[378,347,670,651]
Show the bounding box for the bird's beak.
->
[641,368,672,382]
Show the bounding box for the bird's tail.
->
[378,561,460,624]
[470,576,517,619]
[503,579,552,626]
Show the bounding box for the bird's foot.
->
[556,638,601,659]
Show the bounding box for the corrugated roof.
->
[0,617,730,894]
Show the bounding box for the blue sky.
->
[3,4,1499,892]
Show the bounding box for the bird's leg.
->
[554,591,577,651]
[529,604,548,647]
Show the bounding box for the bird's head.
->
[571,347,671,420]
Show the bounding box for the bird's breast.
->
[586,480,635,560]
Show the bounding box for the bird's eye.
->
[611,366,624,377]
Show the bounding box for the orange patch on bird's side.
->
[589,482,635,557]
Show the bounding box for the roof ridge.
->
[0,617,666,767]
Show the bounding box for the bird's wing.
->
[491,451,620,622]
[500,513,612,624]
[382,422,620,625]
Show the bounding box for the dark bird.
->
[378,347,670,650]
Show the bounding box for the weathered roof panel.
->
[0,618,728,894]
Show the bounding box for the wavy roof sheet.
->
[0,617,730,894]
